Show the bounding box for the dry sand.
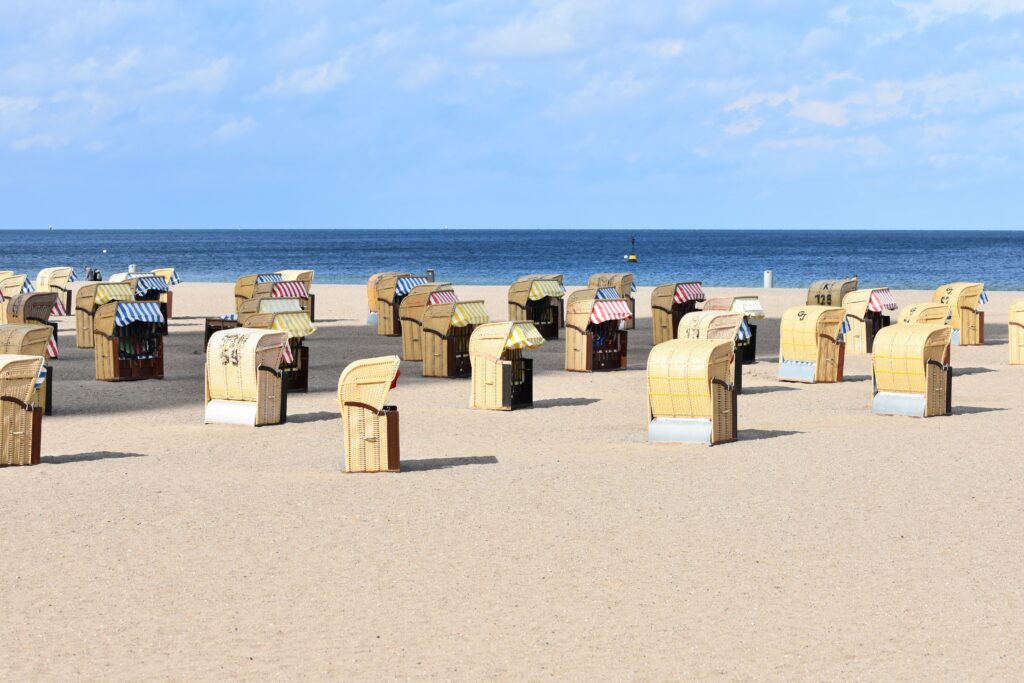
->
[2,283,1023,680]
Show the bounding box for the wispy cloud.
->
[258,53,351,97]
[213,117,256,141]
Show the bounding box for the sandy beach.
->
[2,282,1023,680]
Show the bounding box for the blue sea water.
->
[2,229,1021,290]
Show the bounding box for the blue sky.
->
[1,1,1023,230]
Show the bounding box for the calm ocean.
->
[2,229,1021,290]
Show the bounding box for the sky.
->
[1,0,1023,230]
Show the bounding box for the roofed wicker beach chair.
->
[338,355,401,473]
[565,297,632,372]
[1011,302,1024,366]
[650,281,706,345]
[841,288,899,354]
[34,267,76,316]
[93,301,167,381]
[677,310,749,393]
[701,296,766,364]
[233,273,284,311]
[400,282,456,361]
[508,275,566,341]
[565,287,600,310]
[149,268,180,319]
[204,328,290,426]
[872,324,952,418]
[125,274,171,319]
[0,324,54,415]
[367,272,404,325]
[242,279,312,318]
[375,273,423,337]
[589,273,636,330]
[898,302,950,326]
[647,338,737,445]
[4,292,60,378]
[277,270,315,321]
[0,354,46,466]
[0,273,33,301]
[470,321,545,410]
[933,282,986,346]
[237,308,316,392]
[75,283,133,349]
[422,300,489,378]
[778,305,846,383]
[806,276,859,307]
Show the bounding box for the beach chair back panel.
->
[338,356,401,472]
[806,277,858,307]
[1,354,44,466]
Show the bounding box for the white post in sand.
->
[763,270,774,288]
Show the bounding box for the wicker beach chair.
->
[872,324,952,417]
[650,282,706,345]
[565,288,600,310]
[34,267,76,316]
[677,310,747,393]
[422,300,489,378]
[1011,302,1024,366]
[375,273,418,337]
[233,273,283,311]
[933,282,985,346]
[400,283,456,361]
[470,322,545,410]
[0,274,32,301]
[237,309,316,392]
[0,324,54,415]
[205,329,290,426]
[125,275,171,320]
[778,305,846,383]
[277,270,315,321]
[702,296,766,364]
[508,276,565,341]
[338,355,401,473]
[93,301,167,381]
[842,288,898,354]
[588,273,636,329]
[898,302,950,326]
[565,297,631,372]
[75,283,133,348]
[367,272,403,325]
[806,277,859,307]
[647,339,737,445]
[150,268,180,319]
[0,354,45,466]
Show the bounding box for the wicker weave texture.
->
[3,292,56,327]
[932,283,984,345]
[206,329,287,425]
[899,303,949,326]
[375,273,411,337]
[872,324,950,416]
[338,356,400,472]
[647,339,735,443]
[806,277,858,307]
[400,283,452,361]
[677,311,743,342]
[470,322,542,409]
[1,354,44,466]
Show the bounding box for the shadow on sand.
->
[43,451,147,465]
[953,406,1006,415]
[289,411,338,424]
[739,429,802,441]
[532,397,601,409]
[402,456,499,472]
[741,385,798,395]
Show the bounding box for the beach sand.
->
[2,283,1023,680]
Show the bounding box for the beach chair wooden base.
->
[94,337,165,382]
[344,406,401,473]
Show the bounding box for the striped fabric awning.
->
[47,335,59,359]
[114,302,166,327]
[135,276,169,296]
[674,282,705,303]
[21,279,35,293]
[631,281,637,292]
[980,290,989,305]
[395,277,429,296]
[590,299,633,324]
[256,273,284,283]
[428,290,458,305]
[450,301,489,328]
[68,269,78,283]
[95,283,134,305]
[220,313,239,321]
[528,279,565,301]
[867,289,898,312]
[271,312,317,339]
[259,298,303,313]
[271,281,308,299]
[165,269,181,285]
[737,320,753,342]
[506,323,546,350]
[281,343,293,365]
[50,298,68,317]
[839,316,852,337]
[595,287,621,300]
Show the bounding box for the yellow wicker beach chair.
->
[842,288,899,354]
[0,324,53,415]
[0,274,31,301]
[898,302,950,326]
[277,270,315,321]
[508,276,565,341]
[338,355,401,473]
[778,305,846,383]
[0,354,45,466]
[375,272,418,337]
[422,300,489,378]
[872,324,952,417]
[93,301,167,381]
[565,297,632,372]
[647,338,737,445]
[702,296,766,364]
[933,282,985,346]
[367,272,402,325]
[34,267,75,315]
[806,277,859,307]
[470,321,545,410]
[1011,302,1024,365]
[650,282,706,345]
[149,268,179,318]
[75,283,133,348]
[677,310,746,392]
[205,328,290,426]
[565,288,600,310]
[588,273,636,329]
[400,282,456,361]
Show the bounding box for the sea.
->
[2,229,1022,290]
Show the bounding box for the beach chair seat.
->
[205,328,290,426]
[565,298,631,372]
[75,283,133,349]
[338,356,401,473]
[34,267,76,315]
[872,324,952,417]
[842,288,898,354]
[238,309,316,392]
[276,270,315,321]
[508,276,565,341]
[422,300,489,378]
[470,322,544,410]
[647,339,737,445]
[588,273,636,329]
[93,301,167,381]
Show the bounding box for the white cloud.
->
[896,0,1024,28]
[398,60,444,90]
[544,72,647,117]
[12,133,68,151]
[259,53,351,97]
[759,135,888,157]
[791,99,849,126]
[800,27,839,53]
[725,119,762,136]
[649,40,685,58]
[470,0,607,58]
[213,117,256,141]
[828,5,851,23]
[151,57,232,95]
